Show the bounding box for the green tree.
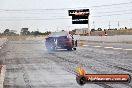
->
[4,29,10,34]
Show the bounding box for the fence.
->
[90,29,132,36]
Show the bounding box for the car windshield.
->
[48,31,68,37]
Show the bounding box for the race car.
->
[45,31,77,51]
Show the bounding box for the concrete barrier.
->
[0,65,6,88]
[74,35,132,43]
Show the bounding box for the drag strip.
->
[0,40,131,88]
[2,41,104,88]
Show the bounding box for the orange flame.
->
[76,66,86,76]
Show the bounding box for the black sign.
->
[72,20,88,24]
[69,9,89,24]
[72,15,88,20]
[69,9,89,16]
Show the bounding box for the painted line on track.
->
[112,48,123,50]
[82,44,132,51]
[82,45,89,47]
[93,46,102,48]
[124,49,132,51]
[104,47,113,49]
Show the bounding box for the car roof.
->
[48,31,69,37]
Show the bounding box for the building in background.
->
[20,28,30,36]
[74,28,89,35]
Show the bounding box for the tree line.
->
[0,28,51,36]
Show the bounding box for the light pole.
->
[118,21,120,30]
[108,21,111,30]
[88,15,90,36]
[93,21,95,29]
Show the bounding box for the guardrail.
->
[74,35,132,43]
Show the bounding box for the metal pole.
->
[88,15,90,36]
[93,21,95,29]
[109,21,111,30]
[118,21,120,30]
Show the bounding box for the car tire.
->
[73,47,76,50]
[47,46,56,51]
[46,44,56,51]
[75,40,77,47]
[67,47,72,51]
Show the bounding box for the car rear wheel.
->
[67,47,72,51]
[47,46,56,51]
[73,47,76,50]
[46,44,56,51]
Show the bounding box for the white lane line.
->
[124,49,132,51]
[82,45,89,46]
[112,48,123,50]
[82,45,132,51]
[104,47,113,49]
[93,46,102,48]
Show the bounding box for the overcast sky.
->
[0,0,132,33]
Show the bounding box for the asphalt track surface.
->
[0,40,132,88]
